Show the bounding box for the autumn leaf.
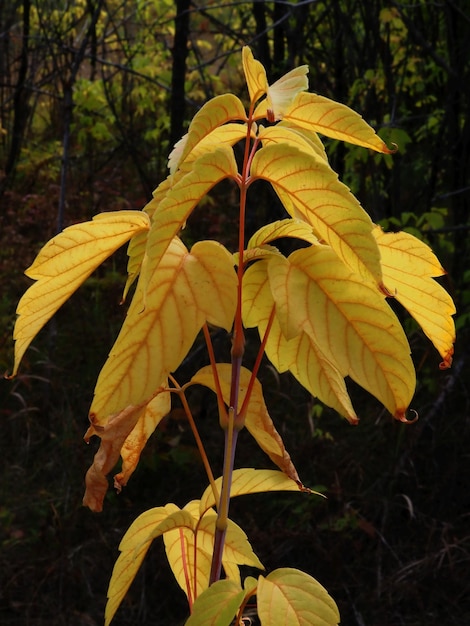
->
[242,46,308,121]
[143,146,238,292]
[89,238,237,427]
[185,579,246,626]
[105,503,181,626]
[169,94,247,172]
[373,225,456,368]
[197,514,264,569]
[267,247,415,420]
[257,568,340,626]
[190,364,302,484]
[242,260,358,422]
[82,239,237,511]
[242,46,269,106]
[283,91,394,153]
[259,124,327,162]
[200,469,310,515]
[250,143,383,284]
[11,210,150,376]
[113,389,171,491]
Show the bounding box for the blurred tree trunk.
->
[1,0,31,194]
[170,0,190,150]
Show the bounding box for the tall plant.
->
[9,47,455,625]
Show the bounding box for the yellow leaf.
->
[177,124,251,174]
[144,146,238,290]
[11,210,150,376]
[268,247,416,420]
[200,468,306,515]
[113,389,171,492]
[90,238,237,426]
[242,261,358,422]
[164,525,211,600]
[247,218,319,249]
[255,65,309,121]
[191,364,302,484]
[257,568,340,626]
[259,124,327,162]
[374,226,456,368]
[250,144,383,284]
[169,94,247,172]
[284,92,394,153]
[197,514,264,569]
[242,47,308,122]
[242,46,268,106]
[105,503,179,626]
[185,579,245,626]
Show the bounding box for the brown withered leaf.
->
[113,390,171,493]
[83,404,145,512]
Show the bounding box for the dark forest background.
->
[1,1,469,625]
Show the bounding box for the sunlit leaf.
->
[143,146,238,291]
[164,525,211,601]
[191,364,302,484]
[242,46,268,106]
[200,469,306,515]
[105,503,180,626]
[185,579,245,626]
[177,124,251,173]
[374,226,456,368]
[242,260,358,422]
[12,211,150,376]
[268,247,415,420]
[259,124,327,162]
[247,218,319,249]
[284,92,394,153]
[90,238,237,428]
[255,65,309,121]
[197,514,264,569]
[250,143,383,284]
[170,94,247,172]
[257,568,340,626]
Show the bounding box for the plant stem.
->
[209,408,239,584]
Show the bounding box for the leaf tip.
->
[439,348,453,370]
[395,408,419,424]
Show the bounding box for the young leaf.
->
[11,210,150,376]
[89,238,237,428]
[283,91,394,153]
[257,568,340,625]
[242,260,358,422]
[268,247,416,421]
[200,469,307,515]
[373,226,456,368]
[250,144,383,284]
[185,579,245,626]
[105,503,180,626]
[255,65,309,122]
[191,364,302,484]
